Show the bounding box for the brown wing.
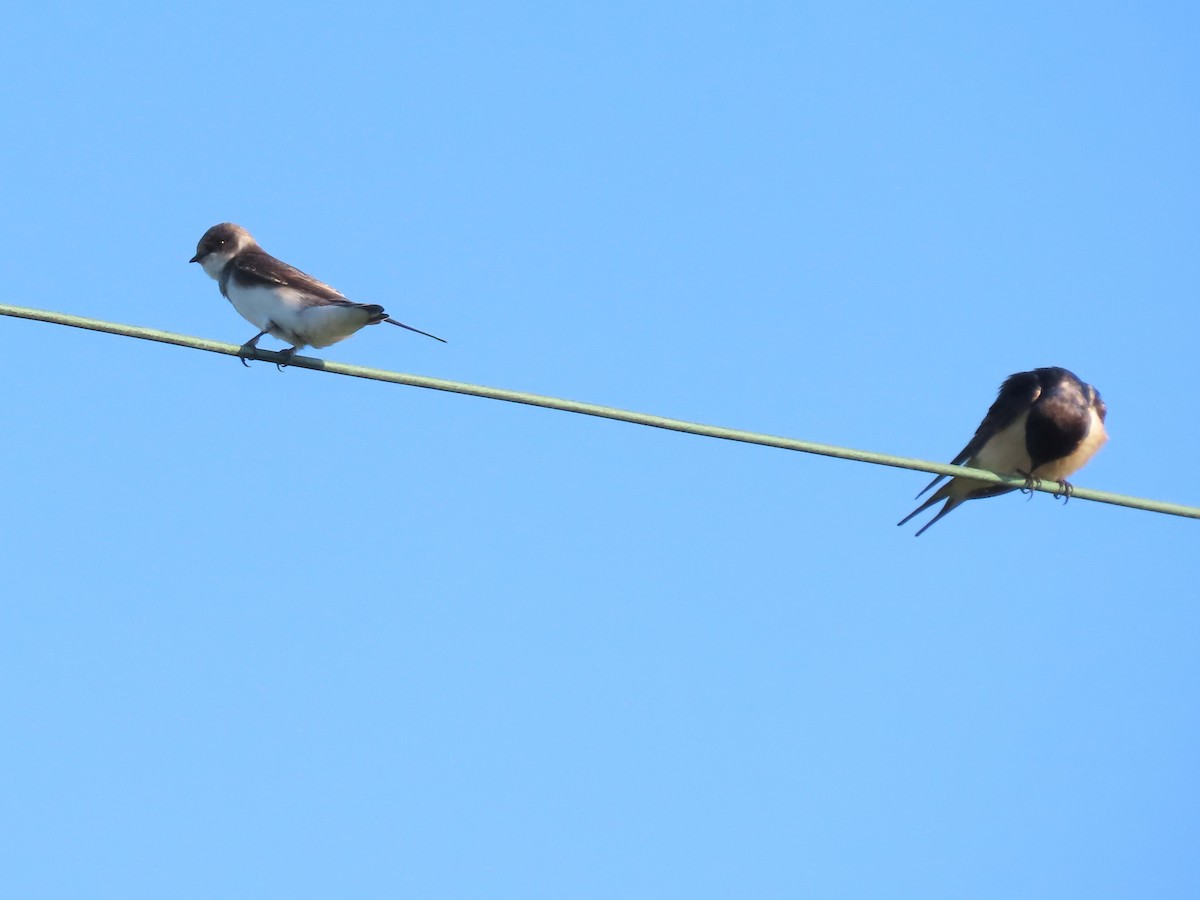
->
[231,247,354,306]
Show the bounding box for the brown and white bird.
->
[899,367,1108,536]
[190,222,445,366]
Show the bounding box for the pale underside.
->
[936,407,1108,504]
[224,282,377,350]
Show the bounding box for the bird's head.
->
[190,222,255,279]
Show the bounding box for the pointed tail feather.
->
[898,494,946,528]
[897,495,966,536]
[384,317,447,343]
[916,441,978,499]
[915,471,947,499]
[898,473,972,536]
[911,499,965,536]
[898,479,1018,536]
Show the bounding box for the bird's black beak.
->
[189,254,201,264]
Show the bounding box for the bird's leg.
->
[238,330,268,367]
[1018,470,1041,496]
[1052,480,1074,503]
[275,346,298,371]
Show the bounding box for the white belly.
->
[971,411,1033,475]
[224,283,374,349]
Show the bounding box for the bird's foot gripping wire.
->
[1051,480,1074,503]
[237,330,268,368]
[1019,470,1041,498]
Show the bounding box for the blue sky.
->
[2,3,1197,897]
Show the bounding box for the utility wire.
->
[3,302,1196,522]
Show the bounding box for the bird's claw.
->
[275,348,296,371]
[1052,480,1074,503]
[1018,470,1072,503]
[1019,471,1041,496]
[237,330,269,368]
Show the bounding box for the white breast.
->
[223,282,308,333]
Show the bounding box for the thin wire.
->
[3,302,1196,521]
